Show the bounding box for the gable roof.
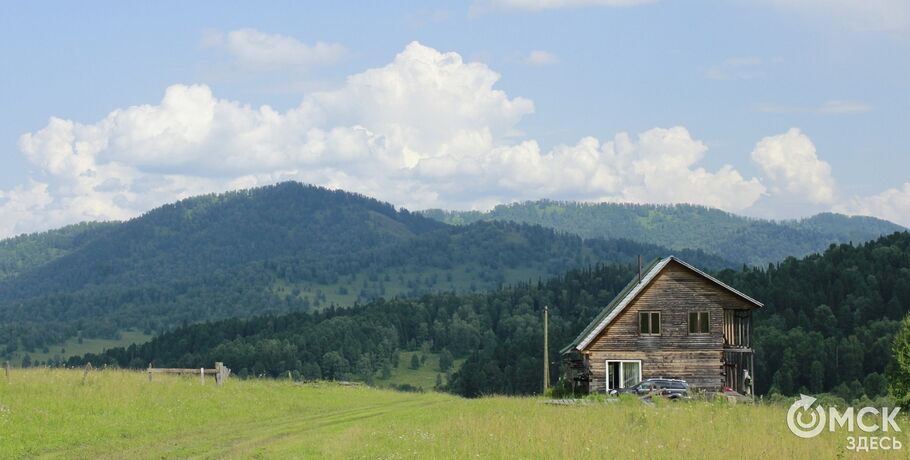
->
[560,256,763,354]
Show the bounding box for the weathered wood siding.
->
[585,260,755,392]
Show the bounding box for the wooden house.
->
[561,256,762,394]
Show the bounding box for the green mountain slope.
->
[74,232,910,400]
[0,222,117,281]
[421,202,905,266]
[0,182,727,355]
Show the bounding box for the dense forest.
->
[423,201,904,266]
[0,182,726,355]
[0,222,116,281]
[717,232,910,400]
[71,231,910,401]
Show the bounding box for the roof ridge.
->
[561,256,762,354]
[559,256,664,354]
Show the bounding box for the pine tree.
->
[439,349,454,372]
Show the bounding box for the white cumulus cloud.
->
[525,50,559,65]
[3,41,767,238]
[835,183,910,227]
[203,28,347,70]
[750,128,836,204]
[756,100,871,115]
[704,57,765,81]
[751,0,908,32]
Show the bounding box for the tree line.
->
[423,201,903,266]
[70,231,910,402]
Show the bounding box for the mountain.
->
[0,182,727,356]
[0,183,442,301]
[0,222,117,281]
[73,231,910,400]
[421,202,905,266]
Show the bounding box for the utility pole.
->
[543,305,550,393]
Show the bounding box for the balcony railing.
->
[723,309,752,350]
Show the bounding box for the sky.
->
[1,0,908,238]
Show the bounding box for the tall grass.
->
[0,369,906,458]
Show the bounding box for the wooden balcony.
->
[723,309,752,351]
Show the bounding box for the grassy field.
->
[375,351,464,390]
[1,369,908,459]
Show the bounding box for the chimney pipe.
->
[638,255,642,284]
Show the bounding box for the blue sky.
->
[1,0,908,237]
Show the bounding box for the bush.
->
[548,379,582,399]
[888,313,910,407]
[390,383,423,393]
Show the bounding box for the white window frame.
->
[605,359,643,392]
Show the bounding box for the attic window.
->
[639,311,660,335]
[689,312,710,334]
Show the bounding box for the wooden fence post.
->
[4,361,9,378]
[82,363,93,384]
[148,363,153,382]
[215,362,229,386]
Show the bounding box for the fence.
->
[3,360,231,385]
[147,362,231,385]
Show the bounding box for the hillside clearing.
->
[375,351,464,390]
[2,370,907,458]
[8,330,153,365]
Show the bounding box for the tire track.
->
[202,398,447,459]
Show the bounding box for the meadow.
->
[375,351,463,390]
[7,330,153,365]
[1,369,907,459]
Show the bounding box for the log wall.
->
[585,261,755,392]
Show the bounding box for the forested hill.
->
[422,202,904,266]
[0,222,117,281]
[0,182,726,355]
[75,231,910,401]
[0,183,442,300]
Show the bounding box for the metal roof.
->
[560,256,763,354]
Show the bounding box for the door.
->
[605,360,642,392]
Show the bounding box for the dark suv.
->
[608,378,689,400]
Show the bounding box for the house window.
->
[606,360,642,391]
[639,311,660,335]
[689,312,710,334]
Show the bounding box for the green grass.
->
[8,330,153,365]
[376,351,465,390]
[2,369,908,459]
